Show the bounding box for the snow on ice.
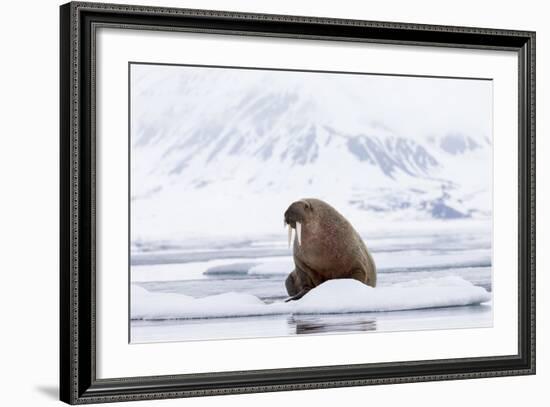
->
[131,277,491,320]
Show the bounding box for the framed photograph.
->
[60,1,536,404]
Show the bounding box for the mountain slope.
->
[130,64,493,241]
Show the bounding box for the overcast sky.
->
[132,63,493,143]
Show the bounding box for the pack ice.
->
[131,276,491,320]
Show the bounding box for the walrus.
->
[283,198,376,301]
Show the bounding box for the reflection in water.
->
[131,303,492,343]
[290,314,377,334]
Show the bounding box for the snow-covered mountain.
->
[130,64,493,242]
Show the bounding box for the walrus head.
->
[284,199,312,248]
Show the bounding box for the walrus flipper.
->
[285,288,310,302]
[285,270,300,297]
[285,266,315,300]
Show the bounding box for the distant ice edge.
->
[131,276,491,321]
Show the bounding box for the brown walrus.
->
[283,198,376,301]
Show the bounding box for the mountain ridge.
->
[130,65,493,240]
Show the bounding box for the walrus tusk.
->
[288,224,293,248]
[296,221,302,246]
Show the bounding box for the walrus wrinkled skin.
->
[284,198,376,302]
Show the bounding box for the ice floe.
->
[131,276,491,320]
[246,250,491,276]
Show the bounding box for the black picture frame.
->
[60,1,536,404]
